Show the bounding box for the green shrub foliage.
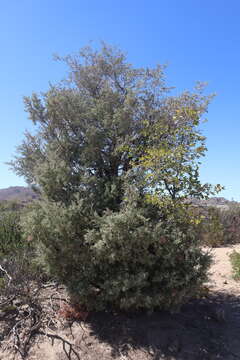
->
[0,202,23,257]
[23,198,211,311]
[193,206,224,247]
[230,251,240,280]
[11,44,219,311]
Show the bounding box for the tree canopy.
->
[11,44,220,211]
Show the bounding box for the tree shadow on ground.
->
[85,292,240,360]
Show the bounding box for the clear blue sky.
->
[0,0,239,200]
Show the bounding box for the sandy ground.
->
[208,245,240,294]
[2,246,240,360]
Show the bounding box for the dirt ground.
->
[1,246,240,360]
[208,245,240,293]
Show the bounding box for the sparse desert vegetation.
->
[229,250,240,280]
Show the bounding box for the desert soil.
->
[2,246,240,360]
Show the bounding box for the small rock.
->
[149,348,155,355]
[13,299,22,307]
[0,310,7,318]
[19,304,30,316]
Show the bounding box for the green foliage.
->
[22,197,211,311]
[230,251,240,280]
[12,43,218,312]
[193,206,224,247]
[0,201,23,257]
[0,201,47,301]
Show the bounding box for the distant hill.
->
[188,197,238,210]
[0,186,38,203]
[0,187,237,209]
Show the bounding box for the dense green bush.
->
[230,251,240,280]
[22,198,211,311]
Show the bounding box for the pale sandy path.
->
[208,244,240,294]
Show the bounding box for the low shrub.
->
[229,251,240,280]
[0,201,48,300]
[22,199,212,312]
[219,204,240,245]
[0,202,23,257]
[192,203,240,247]
[0,247,48,301]
[193,206,224,247]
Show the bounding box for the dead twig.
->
[38,330,81,360]
[0,264,12,285]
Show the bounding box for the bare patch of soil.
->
[208,245,240,294]
[1,246,240,360]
